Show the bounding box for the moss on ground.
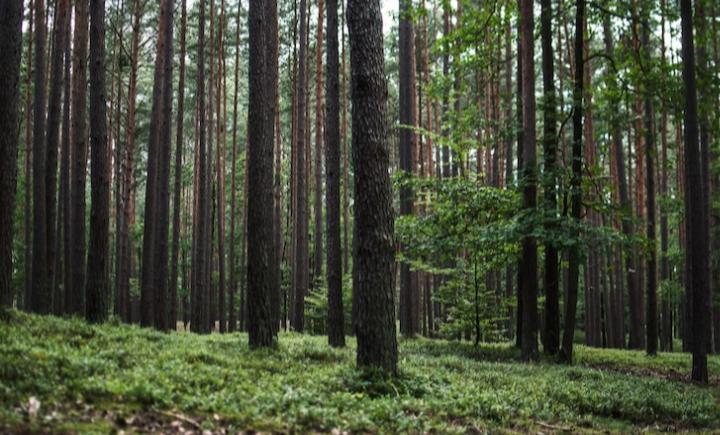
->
[1,310,718,433]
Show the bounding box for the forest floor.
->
[1,310,718,434]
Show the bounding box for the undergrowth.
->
[1,309,718,433]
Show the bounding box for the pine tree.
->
[0,0,23,307]
[348,0,398,374]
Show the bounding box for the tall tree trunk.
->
[292,0,309,332]
[70,0,89,315]
[0,0,23,307]
[326,0,345,347]
[228,0,242,333]
[30,0,48,314]
[192,0,210,333]
[399,0,419,337]
[313,0,325,290]
[519,0,539,362]
[140,0,174,330]
[560,0,584,364]
[85,0,109,323]
[641,10,658,355]
[540,0,559,355]
[45,0,70,312]
[216,0,227,334]
[60,7,72,315]
[23,0,34,311]
[680,0,709,382]
[170,0,188,331]
[246,0,277,347]
[348,0,398,374]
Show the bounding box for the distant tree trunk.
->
[192,0,210,333]
[341,0,350,276]
[399,0,419,338]
[228,0,242,333]
[270,0,281,336]
[170,0,188,331]
[23,0,34,311]
[519,0,539,362]
[216,0,227,334]
[326,0,345,347]
[348,0,398,374]
[116,0,141,323]
[313,0,325,290]
[85,0,109,323]
[45,0,71,312]
[540,0,559,355]
[602,5,630,349]
[640,11,658,355]
[30,0,48,314]
[680,0,709,383]
[292,0,309,332]
[560,0,584,364]
[60,8,72,315]
[70,0,89,315]
[0,0,23,307]
[515,21,523,348]
[246,0,277,347]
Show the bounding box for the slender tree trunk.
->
[560,0,584,364]
[170,0,188,331]
[23,0,34,311]
[85,0,109,323]
[192,0,210,333]
[519,0,539,362]
[540,0,559,355]
[399,0,419,337]
[60,7,72,315]
[640,10,658,355]
[45,0,70,313]
[216,0,227,333]
[0,0,23,307]
[680,0,709,382]
[313,0,325,290]
[292,0,309,332]
[348,0,398,374]
[228,0,242,333]
[326,0,345,347]
[30,0,48,314]
[70,0,89,315]
[341,0,350,276]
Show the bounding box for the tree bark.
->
[246,0,277,347]
[560,0,584,364]
[348,0,398,374]
[170,0,188,331]
[680,0,709,383]
[540,0,559,355]
[69,0,89,315]
[326,0,345,347]
[313,0,325,290]
[292,0,309,332]
[45,0,71,313]
[0,0,23,307]
[399,0,419,338]
[85,0,109,323]
[30,0,48,314]
[519,0,539,362]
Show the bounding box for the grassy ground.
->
[1,310,718,433]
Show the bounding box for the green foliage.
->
[1,311,718,433]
